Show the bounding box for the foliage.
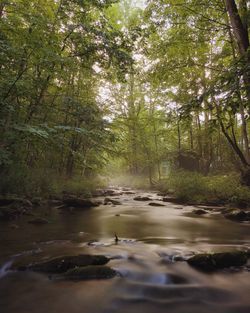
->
[0,0,250,197]
[158,171,250,206]
[0,0,133,195]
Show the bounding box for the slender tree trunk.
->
[189,118,194,150]
[177,118,181,152]
[0,3,5,18]
[215,101,249,167]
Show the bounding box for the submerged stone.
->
[18,254,110,273]
[193,209,207,215]
[62,197,100,209]
[134,196,152,201]
[148,202,165,207]
[187,251,248,271]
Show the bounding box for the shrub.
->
[158,170,250,206]
[166,171,207,202]
[0,165,106,198]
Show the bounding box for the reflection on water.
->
[0,190,250,313]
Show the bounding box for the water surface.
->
[0,189,250,313]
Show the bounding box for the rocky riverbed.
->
[0,188,250,313]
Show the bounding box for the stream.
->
[0,189,250,313]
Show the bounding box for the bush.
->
[0,165,106,198]
[0,165,53,196]
[158,170,250,206]
[160,170,207,202]
[54,176,106,198]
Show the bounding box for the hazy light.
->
[131,0,147,9]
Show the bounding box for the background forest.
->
[0,0,249,206]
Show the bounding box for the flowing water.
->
[0,189,250,313]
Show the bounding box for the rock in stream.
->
[60,265,117,281]
[187,251,248,271]
[17,254,110,273]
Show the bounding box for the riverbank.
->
[156,171,250,209]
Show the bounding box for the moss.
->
[63,265,117,280]
[19,255,110,273]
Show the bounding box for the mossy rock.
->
[18,254,110,273]
[61,265,117,280]
[224,209,250,222]
[187,251,248,271]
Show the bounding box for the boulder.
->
[162,197,183,204]
[62,266,116,280]
[100,189,122,197]
[104,198,121,205]
[187,251,248,271]
[18,254,110,273]
[0,197,34,221]
[148,202,165,207]
[0,206,24,221]
[63,197,100,209]
[224,209,250,222]
[31,197,43,206]
[0,197,32,208]
[134,196,152,201]
[49,200,64,206]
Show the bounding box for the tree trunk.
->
[0,4,5,18]
[225,4,250,163]
[224,0,249,55]
[224,0,250,99]
[177,119,181,151]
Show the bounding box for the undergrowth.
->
[157,170,250,207]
